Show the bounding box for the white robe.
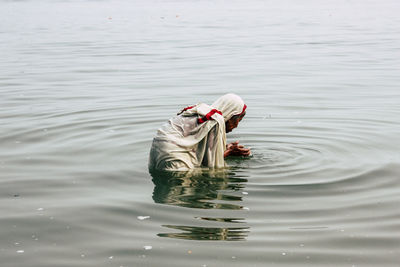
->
[149,94,246,171]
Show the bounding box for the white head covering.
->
[211,93,247,122]
[179,93,246,122]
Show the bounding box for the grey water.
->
[1,0,400,266]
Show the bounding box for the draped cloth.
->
[149,93,246,171]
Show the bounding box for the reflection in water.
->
[158,225,249,241]
[151,169,247,209]
[150,169,250,241]
[195,217,245,223]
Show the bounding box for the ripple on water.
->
[231,116,399,185]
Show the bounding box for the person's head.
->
[225,112,246,133]
[212,93,247,133]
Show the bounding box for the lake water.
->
[1,0,400,266]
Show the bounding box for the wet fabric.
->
[149,94,246,171]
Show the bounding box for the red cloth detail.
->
[177,105,195,115]
[239,104,247,116]
[183,105,195,111]
[198,109,222,124]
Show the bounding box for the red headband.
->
[179,104,245,123]
[238,104,247,116]
[177,105,195,115]
[178,105,223,124]
[198,109,222,124]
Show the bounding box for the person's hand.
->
[224,141,251,157]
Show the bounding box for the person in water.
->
[149,93,251,171]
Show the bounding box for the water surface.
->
[1,0,400,266]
